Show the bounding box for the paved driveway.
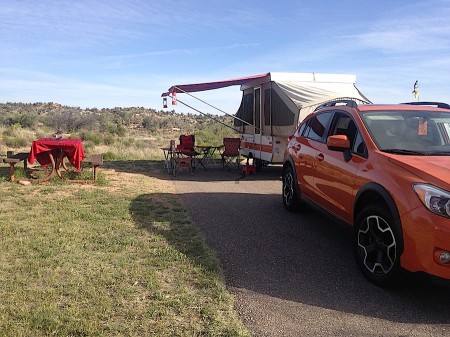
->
[173,166,450,337]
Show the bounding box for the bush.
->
[1,112,38,128]
[121,138,136,147]
[1,124,36,148]
[103,134,115,145]
[79,131,103,145]
[4,136,29,147]
[102,151,116,161]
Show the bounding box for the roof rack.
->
[402,101,450,109]
[314,99,358,111]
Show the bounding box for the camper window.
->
[264,89,271,126]
[271,88,295,126]
[234,93,254,127]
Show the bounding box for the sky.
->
[2,0,450,115]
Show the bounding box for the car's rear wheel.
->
[354,204,401,286]
[282,166,301,211]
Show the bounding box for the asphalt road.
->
[172,165,450,337]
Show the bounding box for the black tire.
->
[353,204,401,286]
[282,165,301,211]
[254,159,263,172]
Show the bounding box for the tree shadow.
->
[129,192,222,277]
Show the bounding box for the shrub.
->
[1,124,36,148]
[4,136,29,147]
[79,131,102,145]
[103,134,115,145]
[102,151,116,160]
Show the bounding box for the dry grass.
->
[0,160,249,336]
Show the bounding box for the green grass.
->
[0,160,249,337]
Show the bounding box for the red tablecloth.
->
[28,138,85,171]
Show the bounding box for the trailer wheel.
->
[255,159,263,172]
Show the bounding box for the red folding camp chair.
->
[220,137,241,169]
[173,135,199,175]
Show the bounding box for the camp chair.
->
[173,152,193,176]
[176,134,200,168]
[177,135,199,157]
[173,135,199,175]
[220,137,241,169]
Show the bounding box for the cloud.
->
[352,2,450,53]
[110,43,260,59]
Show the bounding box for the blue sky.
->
[1,0,450,115]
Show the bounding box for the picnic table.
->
[29,137,85,170]
[27,138,86,182]
[1,138,103,183]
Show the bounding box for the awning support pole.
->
[173,86,256,129]
[174,97,241,133]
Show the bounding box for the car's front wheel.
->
[282,165,301,211]
[354,204,401,286]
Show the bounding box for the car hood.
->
[389,156,450,190]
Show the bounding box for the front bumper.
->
[400,207,450,280]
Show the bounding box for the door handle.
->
[293,144,301,152]
[316,153,324,161]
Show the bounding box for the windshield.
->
[362,110,450,155]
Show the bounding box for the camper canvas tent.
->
[162,72,371,168]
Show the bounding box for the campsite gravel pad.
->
[172,166,450,337]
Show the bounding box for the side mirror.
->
[327,135,350,151]
[327,135,352,162]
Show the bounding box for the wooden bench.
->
[1,152,103,183]
[88,154,103,181]
[57,154,104,183]
[2,152,29,182]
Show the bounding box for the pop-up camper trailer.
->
[162,72,371,169]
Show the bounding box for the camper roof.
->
[162,72,370,107]
[239,72,358,91]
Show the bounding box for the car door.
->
[313,112,367,223]
[292,111,334,199]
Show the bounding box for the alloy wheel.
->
[357,215,397,276]
[283,171,294,207]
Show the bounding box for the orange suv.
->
[282,100,450,286]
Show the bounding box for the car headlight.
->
[413,184,450,218]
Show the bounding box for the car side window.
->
[296,122,306,136]
[330,113,367,157]
[353,131,367,157]
[303,111,333,142]
[330,114,357,147]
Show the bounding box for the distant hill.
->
[0,102,233,134]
